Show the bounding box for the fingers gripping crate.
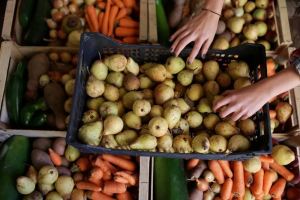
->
[67,33,271,160]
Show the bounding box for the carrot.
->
[102,0,111,35]
[221,178,233,200]
[116,171,136,185]
[89,155,94,162]
[208,160,225,184]
[79,158,93,172]
[116,191,134,200]
[95,157,111,175]
[259,155,274,163]
[269,161,294,181]
[273,198,282,200]
[104,161,119,174]
[119,19,139,28]
[108,6,119,36]
[73,173,85,183]
[268,69,276,77]
[123,36,139,44]
[49,148,62,166]
[98,12,105,32]
[102,190,114,197]
[115,8,127,21]
[117,155,132,160]
[114,175,129,183]
[267,60,275,71]
[135,156,140,164]
[186,159,200,171]
[269,110,276,119]
[89,177,102,187]
[87,5,99,32]
[76,181,102,191]
[91,191,116,200]
[91,159,97,167]
[269,178,286,198]
[269,96,277,103]
[103,172,113,181]
[114,38,124,43]
[232,161,245,197]
[123,0,135,8]
[252,169,264,195]
[133,2,139,11]
[115,27,139,37]
[125,7,133,15]
[85,14,97,32]
[279,91,288,99]
[91,167,104,180]
[218,160,233,178]
[102,154,137,171]
[103,180,127,194]
[228,193,234,200]
[263,170,274,196]
[253,189,264,199]
[97,2,106,10]
[261,162,269,171]
[131,173,139,186]
[48,71,62,83]
[244,170,253,188]
[123,15,132,20]
[112,0,125,8]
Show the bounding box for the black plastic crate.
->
[66,33,271,161]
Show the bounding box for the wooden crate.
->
[1,0,17,41]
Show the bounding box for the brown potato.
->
[31,149,53,170]
[61,156,70,168]
[33,138,53,152]
[53,138,66,156]
[56,166,72,176]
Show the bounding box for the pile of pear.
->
[77,54,260,154]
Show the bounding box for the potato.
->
[61,156,70,168]
[56,166,72,176]
[33,138,54,152]
[53,138,67,155]
[65,79,75,96]
[23,191,43,200]
[31,149,54,170]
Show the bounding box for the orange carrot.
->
[269,161,294,181]
[133,2,139,11]
[273,198,282,200]
[104,161,119,174]
[103,172,113,181]
[115,27,139,37]
[253,190,264,199]
[268,69,276,77]
[91,159,97,167]
[114,175,129,183]
[116,191,134,200]
[123,15,132,20]
[102,154,137,171]
[87,5,99,32]
[123,0,135,8]
[95,157,111,175]
[73,172,85,183]
[119,19,139,28]
[221,178,233,200]
[98,12,105,32]
[123,37,139,44]
[131,173,139,186]
[76,181,102,191]
[262,162,269,171]
[108,6,119,36]
[263,170,274,196]
[208,160,225,184]
[228,193,234,200]
[114,38,124,43]
[89,177,102,187]
[91,191,116,200]
[117,155,132,160]
[116,171,136,185]
[71,157,92,172]
[218,160,233,178]
[97,2,106,10]
[102,0,111,35]
[232,161,245,197]
[115,8,127,21]
[103,180,127,194]
[253,169,264,195]
[89,155,95,162]
[269,96,277,103]
[267,60,275,71]
[259,155,274,163]
[91,167,104,180]
[102,190,114,197]
[48,71,62,83]
[186,159,200,171]
[269,110,276,119]
[244,170,253,188]
[269,178,286,198]
[49,148,62,166]
[85,14,97,32]
[112,0,125,8]
[125,7,133,14]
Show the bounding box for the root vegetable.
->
[23,191,43,200]
[31,149,54,170]
[53,138,66,156]
[56,166,72,176]
[33,138,54,152]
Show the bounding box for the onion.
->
[49,30,58,39]
[53,11,65,22]
[68,4,78,14]
[234,7,244,17]
[79,17,86,27]
[57,29,68,40]
[203,170,215,183]
[49,52,60,62]
[51,8,59,16]
[60,6,69,15]
[63,0,69,6]
[211,182,222,193]
[203,191,215,200]
[60,52,72,63]
[196,178,209,191]
[53,0,63,9]
[71,54,78,66]
[46,19,58,29]
[71,0,84,6]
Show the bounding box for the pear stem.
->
[98,52,102,61]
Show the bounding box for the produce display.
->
[18,0,141,46]
[5,52,78,130]
[154,139,300,200]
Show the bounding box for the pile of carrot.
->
[85,0,140,44]
[73,154,139,200]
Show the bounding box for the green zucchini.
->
[18,0,37,29]
[20,99,47,127]
[0,136,30,200]
[154,157,189,200]
[156,0,171,46]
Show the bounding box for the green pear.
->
[145,64,167,82]
[157,133,175,153]
[177,69,194,86]
[173,135,193,153]
[165,56,185,74]
[124,73,140,91]
[238,119,256,136]
[227,17,245,33]
[186,58,203,74]
[101,135,118,148]
[149,105,164,118]
[102,115,124,135]
[123,111,142,130]
[164,105,181,129]
[243,24,259,40]
[174,118,190,135]
[85,75,105,98]
[133,99,151,116]
[227,61,250,80]
[244,1,256,13]
[230,37,241,48]
[86,97,105,111]
[203,61,219,81]
[255,0,269,8]
[130,134,157,150]
[99,102,118,118]
[139,75,156,89]
[184,111,203,128]
[209,135,228,153]
[215,122,240,139]
[162,79,175,89]
[275,102,293,124]
[271,145,295,165]
[82,110,99,124]
[104,54,127,72]
[163,99,179,109]
[148,117,169,137]
[186,84,204,101]
[122,91,144,109]
[154,84,174,105]
[194,72,206,84]
[115,130,138,146]
[197,98,212,113]
[234,78,251,89]
[228,135,251,152]
[177,98,191,115]
[243,157,261,173]
[78,120,103,146]
[204,114,220,130]
[90,60,108,81]
[106,72,125,88]
[124,57,139,75]
[204,81,220,102]
[103,84,119,101]
[192,134,210,153]
[216,73,231,88]
[255,21,268,37]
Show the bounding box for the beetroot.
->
[287,156,299,169]
[289,170,300,185]
[286,187,300,200]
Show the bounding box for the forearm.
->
[203,0,223,14]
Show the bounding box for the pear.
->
[82,110,99,124]
[139,75,156,89]
[124,111,142,130]
[227,17,245,33]
[197,98,212,113]
[145,64,167,82]
[154,84,174,105]
[163,99,178,109]
[148,117,168,137]
[230,37,241,48]
[90,60,108,81]
[173,135,193,153]
[103,115,123,135]
[243,13,253,24]
[243,157,261,173]
[142,89,154,106]
[186,58,203,74]
[86,97,105,111]
[241,39,255,44]
[222,115,237,127]
[186,84,204,101]
[211,38,229,50]
[85,75,105,98]
[38,166,59,184]
[119,87,127,99]
[227,61,250,81]
[122,91,144,109]
[141,114,151,124]
[45,191,63,200]
[215,122,240,139]
[23,191,43,200]
[177,69,194,86]
[55,175,74,200]
[165,56,185,74]
[216,73,231,88]
[164,105,181,129]
[99,102,118,118]
[234,78,251,89]
[192,134,210,153]
[194,72,207,84]
[115,130,138,146]
[228,134,251,152]
[38,183,55,196]
[78,120,103,146]
[104,54,127,72]
[255,0,269,8]
[178,98,191,115]
[204,114,220,130]
[271,145,295,165]
[114,100,125,117]
[130,134,157,150]
[238,119,256,136]
[263,194,272,200]
[244,1,256,13]
[212,95,227,113]
[26,165,38,183]
[133,99,151,116]
[149,105,164,118]
[184,111,203,128]
[203,61,219,81]
[101,135,118,148]
[140,63,154,73]
[175,81,187,97]
[106,72,125,88]
[209,135,228,153]
[124,73,140,91]
[195,131,211,138]
[243,24,258,40]
[124,57,139,75]
[244,188,256,200]
[234,0,248,6]
[157,132,175,153]
[166,70,174,79]
[204,81,220,102]
[103,84,119,101]
[16,176,35,195]
[275,102,293,124]
[255,21,268,37]
[174,118,190,135]
[162,79,175,89]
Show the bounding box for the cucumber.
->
[18,0,37,28]
[154,157,189,200]
[0,136,30,200]
[155,0,171,47]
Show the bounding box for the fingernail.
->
[169,37,172,42]
[173,53,177,57]
[188,61,191,65]
[202,54,206,59]
[170,48,173,52]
